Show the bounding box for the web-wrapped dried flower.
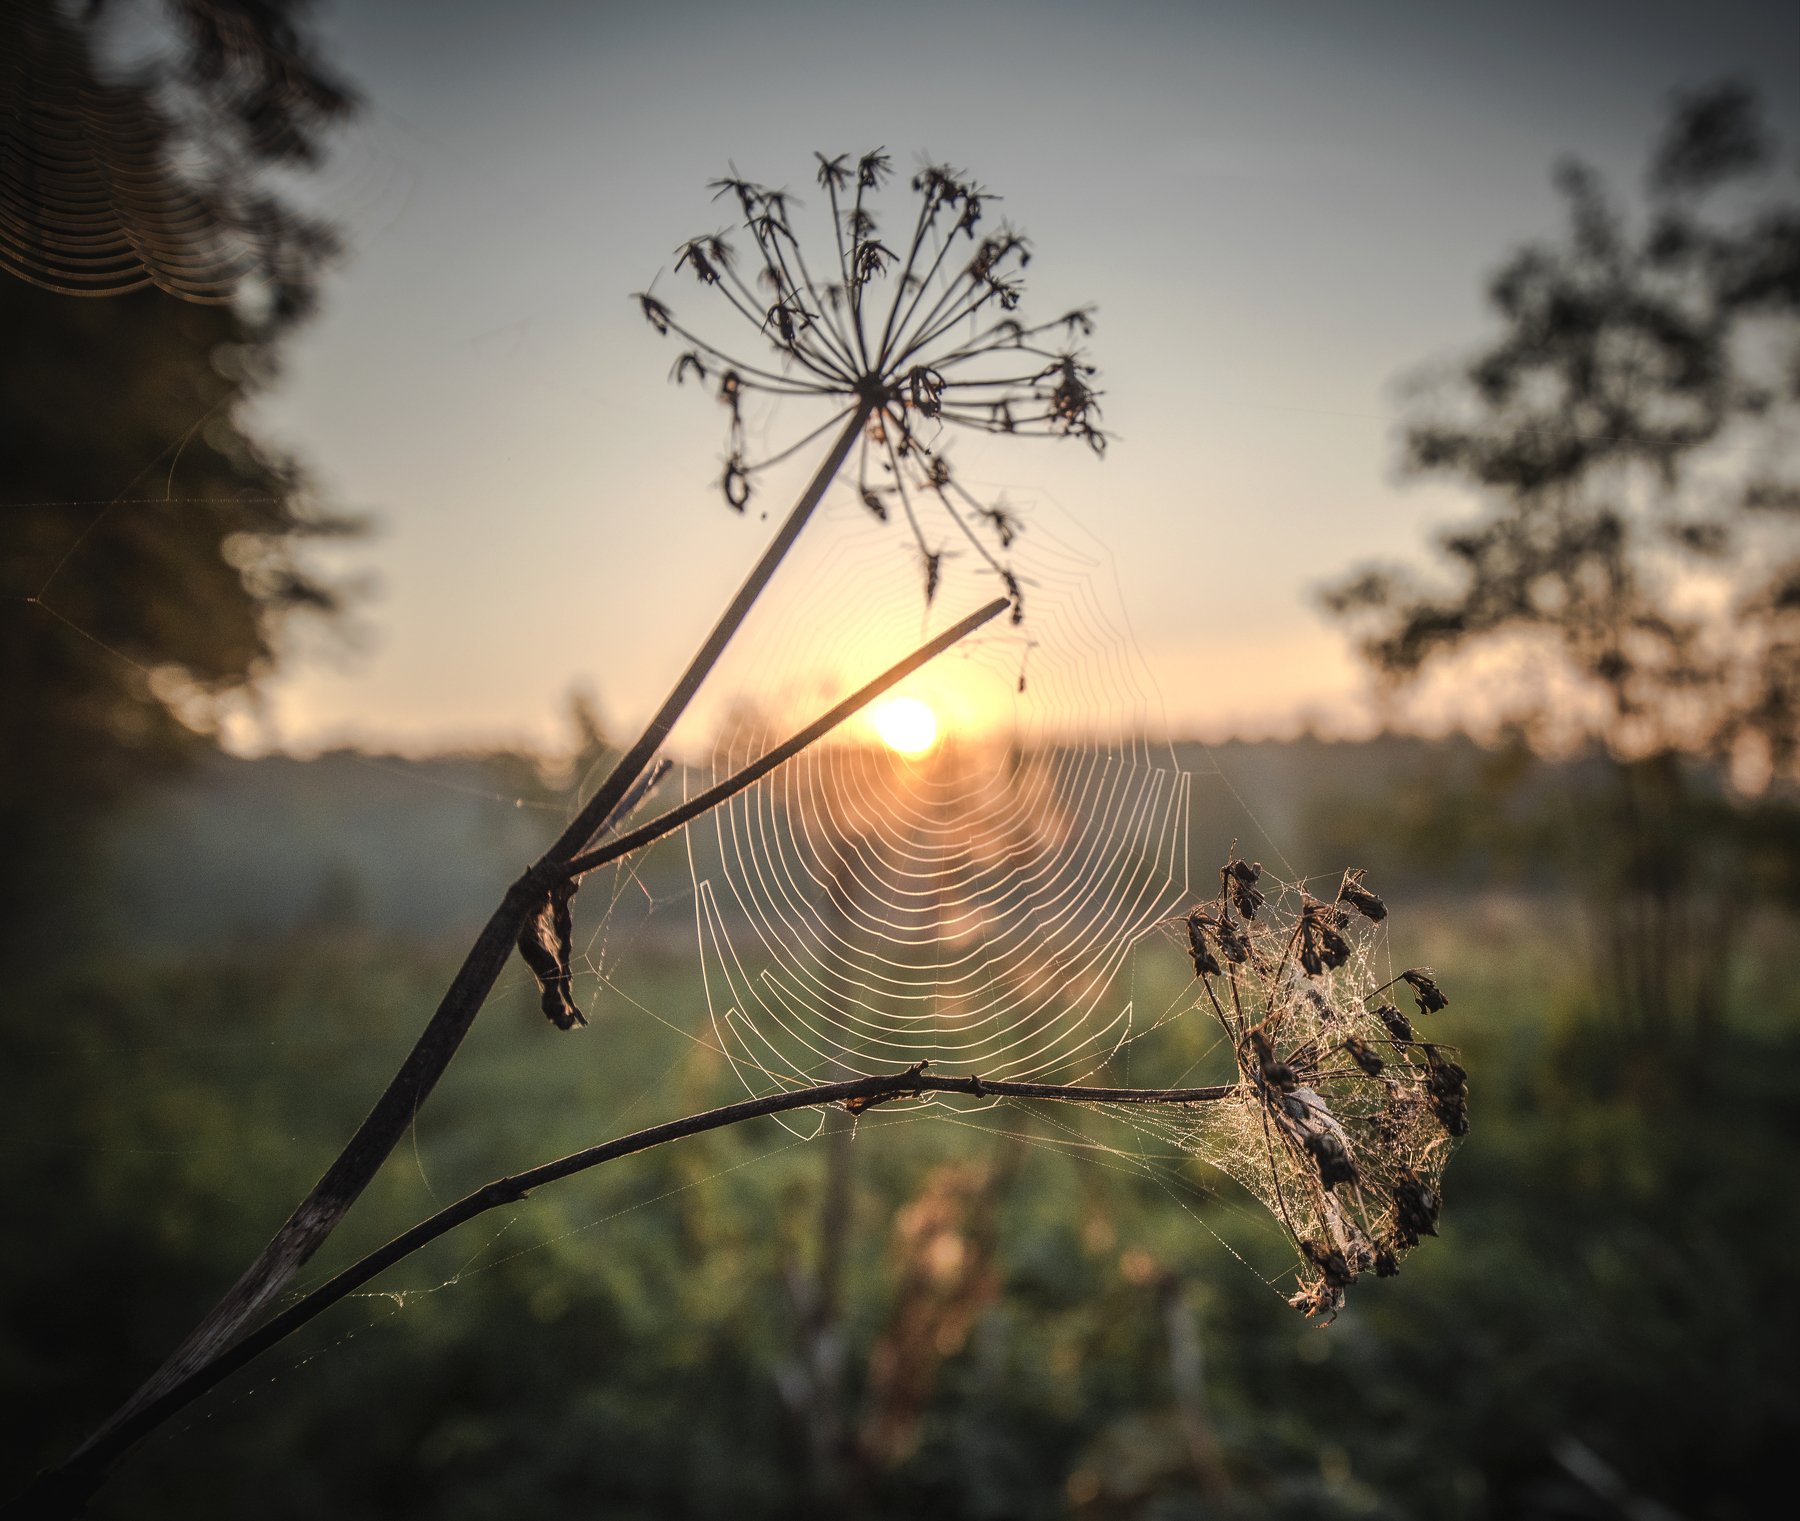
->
[1170,864,1466,1322]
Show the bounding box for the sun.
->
[869,696,938,756]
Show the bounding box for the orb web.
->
[0,2,369,305]
[679,486,1190,1100]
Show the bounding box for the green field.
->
[6,751,1794,1517]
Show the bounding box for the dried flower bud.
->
[1392,1168,1441,1247]
[1342,1034,1385,1077]
[515,878,586,1031]
[1402,968,1449,1014]
[1374,1002,1414,1044]
[1305,1130,1359,1189]
[1337,869,1388,922]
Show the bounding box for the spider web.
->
[671,478,1191,1106]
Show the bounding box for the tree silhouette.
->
[1324,82,1800,1038]
[1327,82,1797,777]
[1,0,357,953]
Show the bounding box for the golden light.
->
[869,695,938,755]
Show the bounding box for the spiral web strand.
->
[0,1,363,305]
[677,488,1190,1110]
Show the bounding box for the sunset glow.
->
[869,696,938,756]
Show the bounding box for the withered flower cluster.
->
[635,151,1106,616]
[1183,859,1465,1321]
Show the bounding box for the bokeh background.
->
[3,1,1797,1516]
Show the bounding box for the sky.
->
[226,0,1799,757]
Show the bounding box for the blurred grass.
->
[3,861,1796,1517]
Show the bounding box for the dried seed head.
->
[1222,856,1265,920]
[723,454,751,511]
[1214,913,1251,963]
[675,236,725,285]
[1186,909,1223,977]
[515,878,587,1031]
[1298,898,1353,977]
[1247,1024,1298,1091]
[857,149,891,188]
[635,152,1109,622]
[1305,1130,1359,1189]
[1301,1238,1356,1289]
[923,549,943,606]
[978,501,1021,548]
[635,292,672,335]
[1001,569,1024,625]
[1423,1045,1470,1135]
[1159,856,1466,1322]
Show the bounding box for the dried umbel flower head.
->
[635,152,1106,612]
[1171,864,1465,1322]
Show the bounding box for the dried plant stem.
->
[49,405,872,1504]
[565,595,1012,879]
[27,1070,1232,1503]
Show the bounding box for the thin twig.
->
[565,596,1012,879]
[17,1069,1233,1506]
[576,757,671,852]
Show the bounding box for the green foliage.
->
[4,889,1793,1518]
